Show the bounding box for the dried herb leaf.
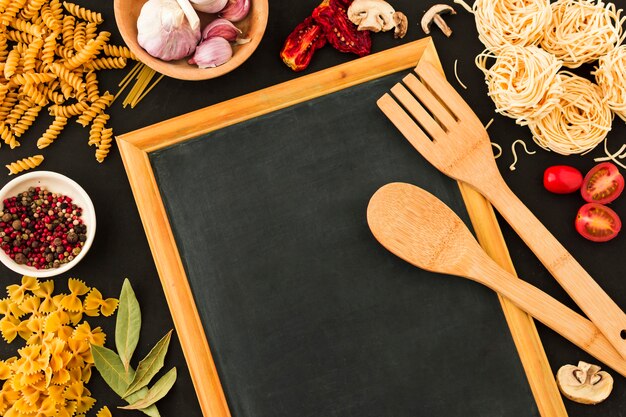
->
[91,344,161,417]
[92,344,132,396]
[123,330,173,398]
[116,278,142,372]
[119,368,177,410]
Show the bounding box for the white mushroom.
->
[556,361,613,405]
[421,4,456,37]
[347,0,408,38]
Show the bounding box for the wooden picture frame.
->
[117,38,566,417]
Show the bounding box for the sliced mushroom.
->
[556,361,613,405]
[347,0,408,38]
[421,4,456,37]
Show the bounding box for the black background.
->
[0,0,625,416]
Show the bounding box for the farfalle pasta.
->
[0,276,118,417]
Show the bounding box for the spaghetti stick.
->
[132,74,164,108]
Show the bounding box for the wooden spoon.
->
[367,182,626,377]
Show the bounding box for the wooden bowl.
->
[114,0,268,80]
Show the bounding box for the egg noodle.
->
[473,0,552,51]
[594,45,626,121]
[475,44,563,125]
[540,0,624,68]
[472,0,624,156]
[528,72,613,155]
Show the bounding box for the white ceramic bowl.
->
[0,171,96,278]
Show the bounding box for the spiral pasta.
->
[49,62,84,93]
[0,0,28,26]
[88,112,109,146]
[62,1,102,24]
[476,45,563,124]
[540,0,625,68]
[19,83,48,107]
[95,128,112,162]
[12,105,41,137]
[40,30,58,64]
[528,72,612,155]
[0,0,136,164]
[64,31,110,69]
[84,56,126,70]
[49,101,88,117]
[37,115,67,149]
[3,48,20,78]
[5,98,31,126]
[103,44,136,59]
[22,37,43,72]
[61,14,74,48]
[84,70,98,102]
[76,92,112,127]
[11,72,55,85]
[21,0,46,20]
[9,17,44,36]
[6,155,43,175]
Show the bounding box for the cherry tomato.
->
[581,162,624,204]
[575,203,621,242]
[543,165,583,194]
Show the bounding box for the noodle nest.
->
[594,45,626,121]
[473,0,552,51]
[527,72,613,155]
[540,0,624,68]
[476,45,563,124]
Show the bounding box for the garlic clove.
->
[189,0,228,14]
[137,0,202,61]
[219,0,250,22]
[189,36,233,68]
[202,18,242,42]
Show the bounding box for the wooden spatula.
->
[377,59,626,360]
[367,182,626,377]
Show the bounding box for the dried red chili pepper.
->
[280,16,328,72]
[280,0,371,71]
[313,0,371,56]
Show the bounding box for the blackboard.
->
[117,40,552,417]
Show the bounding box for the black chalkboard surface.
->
[146,73,538,416]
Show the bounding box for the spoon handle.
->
[471,253,626,377]
[476,174,626,360]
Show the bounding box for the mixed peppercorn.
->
[0,187,87,269]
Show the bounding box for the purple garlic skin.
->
[189,0,228,14]
[202,18,242,41]
[137,0,201,61]
[189,36,233,68]
[219,0,250,22]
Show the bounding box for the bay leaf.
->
[119,367,177,410]
[91,344,133,397]
[91,345,161,417]
[127,387,161,417]
[123,329,173,398]
[116,278,142,372]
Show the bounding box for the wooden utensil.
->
[367,182,626,376]
[377,59,626,360]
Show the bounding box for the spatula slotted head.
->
[367,183,477,276]
[377,61,498,185]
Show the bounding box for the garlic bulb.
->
[137,0,201,61]
[189,36,233,68]
[189,0,228,13]
[219,0,250,22]
[201,18,242,42]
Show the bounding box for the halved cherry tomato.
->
[543,165,583,194]
[581,162,624,204]
[575,203,621,242]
